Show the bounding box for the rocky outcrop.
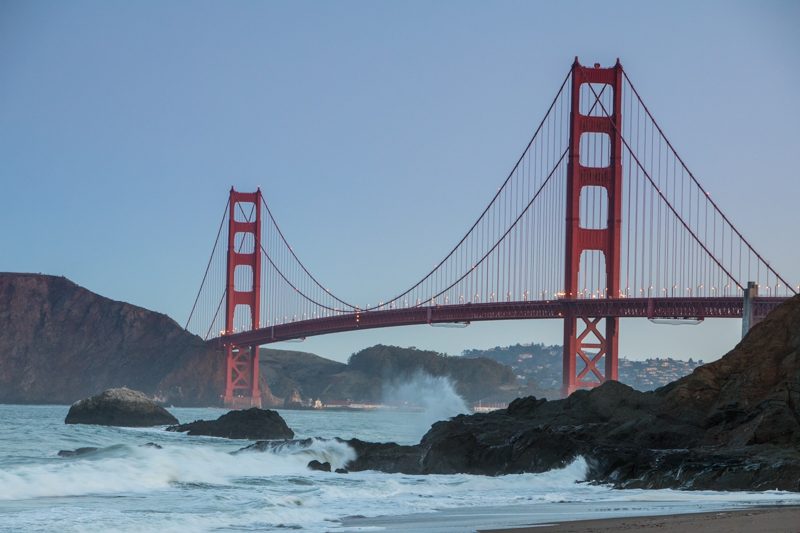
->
[345,294,800,490]
[238,437,420,474]
[65,388,178,427]
[343,438,422,474]
[307,460,331,472]
[166,408,294,439]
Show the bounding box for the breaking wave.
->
[0,438,355,501]
[382,372,470,439]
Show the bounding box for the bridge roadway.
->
[214,296,788,347]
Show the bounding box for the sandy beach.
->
[481,506,800,533]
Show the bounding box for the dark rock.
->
[308,460,331,472]
[166,408,294,440]
[236,438,310,454]
[58,447,98,457]
[343,295,800,491]
[65,388,178,427]
[505,395,546,416]
[343,438,423,474]
[142,442,163,449]
[237,437,419,475]
[334,468,348,474]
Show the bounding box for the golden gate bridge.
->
[184,59,796,408]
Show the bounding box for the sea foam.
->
[0,438,354,501]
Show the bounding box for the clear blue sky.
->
[1,1,798,363]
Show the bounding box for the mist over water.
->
[382,372,470,440]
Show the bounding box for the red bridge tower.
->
[223,188,262,408]
[563,59,623,396]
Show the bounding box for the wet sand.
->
[480,506,800,533]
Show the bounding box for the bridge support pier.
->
[563,315,619,396]
[224,345,261,408]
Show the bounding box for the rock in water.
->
[57,447,99,457]
[166,408,294,439]
[307,460,331,472]
[65,388,178,427]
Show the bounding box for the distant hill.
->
[0,273,224,405]
[260,348,346,400]
[261,344,518,404]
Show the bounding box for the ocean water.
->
[1,404,799,532]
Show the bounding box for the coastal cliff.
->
[0,273,223,405]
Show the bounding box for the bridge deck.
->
[213,296,787,347]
